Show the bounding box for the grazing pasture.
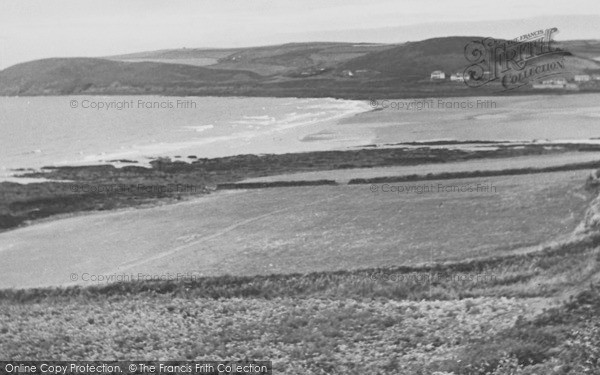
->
[0,170,592,289]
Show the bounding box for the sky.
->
[1,0,599,69]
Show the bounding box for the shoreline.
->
[4,92,600,176]
[0,96,371,175]
[7,138,600,184]
[2,142,600,233]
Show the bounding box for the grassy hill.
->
[0,58,263,96]
[108,48,238,61]
[2,37,600,97]
[338,36,479,81]
[106,48,241,68]
[212,42,393,75]
[108,42,394,76]
[558,40,600,61]
[340,37,600,82]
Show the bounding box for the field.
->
[0,170,593,289]
[2,226,600,373]
[8,143,593,233]
[1,166,600,373]
[242,152,600,183]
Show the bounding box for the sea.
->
[0,96,370,179]
[2,94,600,180]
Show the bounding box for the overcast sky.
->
[1,0,599,69]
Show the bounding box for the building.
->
[574,75,591,82]
[450,72,469,82]
[532,83,562,89]
[430,71,445,80]
[565,83,579,91]
[533,78,568,89]
[592,74,600,81]
[533,83,558,89]
[553,78,567,85]
[341,70,354,77]
[541,78,567,85]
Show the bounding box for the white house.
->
[532,83,564,89]
[430,71,445,80]
[565,83,579,91]
[533,77,574,89]
[574,75,591,82]
[450,72,469,82]
[542,78,567,85]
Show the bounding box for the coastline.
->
[4,91,600,180]
[0,96,372,177]
[2,142,600,233]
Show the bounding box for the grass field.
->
[2,169,600,373]
[0,170,593,289]
[242,152,600,183]
[2,228,600,373]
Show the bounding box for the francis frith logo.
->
[463,27,570,90]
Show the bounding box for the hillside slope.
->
[340,37,600,82]
[108,42,394,75]
[339,36,480,81]
[2,37,600,97]
[0,58,262,95]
